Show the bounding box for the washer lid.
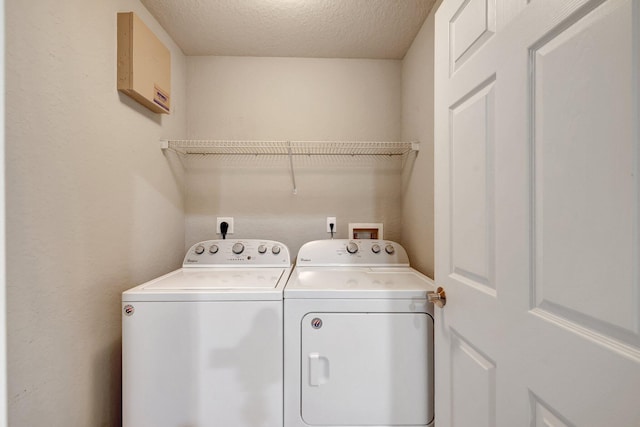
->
[123,267,290,301]
[284,267,434,299]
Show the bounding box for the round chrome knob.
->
[371,244,381,253]
[385,244,395,255]
[346,242,359,254]
[258,245,267,254]
[194,245,205,255]
[272,245,281,255]
[232,243,245,254]
[209,244,219,254]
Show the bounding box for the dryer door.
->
[301,312,434,426]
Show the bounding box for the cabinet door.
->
[301,312,433,426]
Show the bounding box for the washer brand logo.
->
[300,258,312,262]
[186,258,198,263]
[311,318,323,329]
[123,305,135,316]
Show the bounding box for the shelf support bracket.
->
[287,141,298,195]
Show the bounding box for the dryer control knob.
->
[272,245,281,255]
[371,244,381,253]
[346,242,359,254]
[258,245,267,254]
[194,245,205,255]
[232,243,245,254]
[209,244,219,254]
[385,244,395,255]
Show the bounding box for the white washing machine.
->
[284,239,435,427]
[122,239,291,427]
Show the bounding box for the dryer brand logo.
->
[300,258,312,262]
[311,318,323,329]
[123,304,135,316]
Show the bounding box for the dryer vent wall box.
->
[349,222,383,239]
[117,12,171,114]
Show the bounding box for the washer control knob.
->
[209,245,219,254]
[371,244,381,253]
[194,245,205,255]
[258,245,267,254]
[232,243,245,254]
[346,242,359,254]
[272,245,281,255]
[385,244,395,255]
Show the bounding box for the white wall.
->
[6,0,187,424]
[401,5,438,278]
[185,57,403,254]
[0,0,6,424]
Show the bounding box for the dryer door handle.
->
[308,353,330,386]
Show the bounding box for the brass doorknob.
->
[427,287,446,308]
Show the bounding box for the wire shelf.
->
[160,139,419,194]
[161,139,419,156]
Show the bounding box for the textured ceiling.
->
[140,0,436,59]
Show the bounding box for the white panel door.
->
[435,0,640,426]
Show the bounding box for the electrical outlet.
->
[216,217,234,234]
[326,217,336,233]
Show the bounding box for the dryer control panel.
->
[296,239,410,267]
[183,239,291,267]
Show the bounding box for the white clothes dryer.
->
[122,239,291,427]
[284,239,435,427]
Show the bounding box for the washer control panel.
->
[183,239,290,267]
[296,239,410,267]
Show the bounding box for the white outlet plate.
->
[326,217,336,233]
[216,217,234,234]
